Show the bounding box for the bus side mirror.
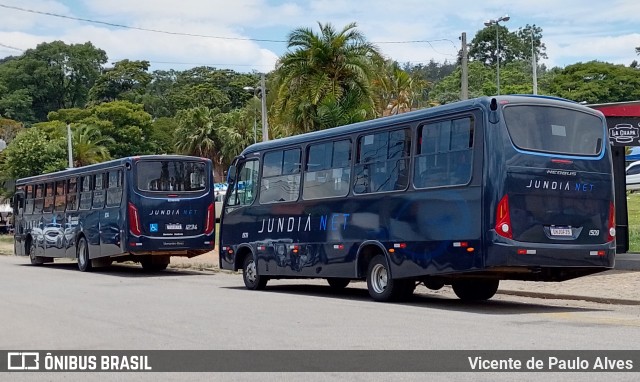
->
[489,98,500,124]
[227,165,237,183]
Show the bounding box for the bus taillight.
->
[495,194,512,239]
[204,203,215,235]
[128,202,141,236]
[607,201,616,242]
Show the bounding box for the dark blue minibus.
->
[219,95,616,301]
[13,155,215,271]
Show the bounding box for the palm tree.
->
[72,124,114,167]
[174,106,226,178]
[274,22,382,134]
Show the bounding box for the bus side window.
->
[303,139,351,200]
[54,180,66,212]
[354,128,410,194]
[43,182,54,213]
[25,185,34,215]
[79,176,93,210]
[414,116,474,189]
[93,173,106,209]
[106,170,123,207]
[66,177,79,211]
[259,149,301,204]
[227,160,258,207]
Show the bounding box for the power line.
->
[0,2,458,52]
[0,42,23,52]
[0,3,286,43]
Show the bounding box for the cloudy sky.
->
[0,0,639,73]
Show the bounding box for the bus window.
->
[43,183,54,213]
[227,160,259,207]
[303,139,351,200]
[414,117,474,188]
[106,170,123,207]
[354,128,411,194]
[54,180,66,212]
[503,105,603,156]
[25,185,34,215]
[79,176,92,210]
[93,173,105,209]
[66,177,79,211]
[136,160,207,192]
[259,149,301,204]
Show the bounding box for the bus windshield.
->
[503,105,604,156]
[136,160,207,192]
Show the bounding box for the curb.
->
[497,289,640,305]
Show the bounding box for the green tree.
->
[273,22,382,133]
[0,41,107,123]
[0,128,66,180]
[469,24,546,66]
[546,61,640,103]
[71,124,115,167]
[149,117,180,154]
[89,59,152,104]
[175,106,225,176]
[48,100,155,158]
[0,117,24,144]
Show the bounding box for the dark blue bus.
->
[219,95,616,301]
[13,155,216,271]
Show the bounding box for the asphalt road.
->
[1,255,639,381]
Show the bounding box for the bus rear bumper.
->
[485,239,615,281]
[126,234,215,256]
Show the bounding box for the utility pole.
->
[532,29,538,95]
[260,73,269,142]
[461,32,469,100]
[66,121,73,168]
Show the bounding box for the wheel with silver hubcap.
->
[366,255,404,302]
[242,255,267,290]
[77,237,92,272]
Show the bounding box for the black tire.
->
[242,255,267,290]
[326,278,350,289]
[452,279,499,301]
[77,236,92,272]
[399,280,416,299]
[29,239,44,265]
[140,256,169,271]
[366,255,404,302]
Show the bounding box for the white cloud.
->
[1,0,639,72]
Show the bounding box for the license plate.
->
[166,223,182,230]
[550,227,572,236]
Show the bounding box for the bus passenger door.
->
[100,170,124,257]
[13,192,25,256]
[220,159,259,268]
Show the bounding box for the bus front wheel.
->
[29,240,45,265]
[77,237,93,272]
[452,279,499,301]
[242,256,267,290]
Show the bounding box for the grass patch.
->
[628,193,640,252]
[0,235,13,245]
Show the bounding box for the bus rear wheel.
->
[452,279,499,301]
[366,255,406,302]
[140,256,169,271]
[326,278,350,289]
[242,256,267,290]
[77,237,92,272]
